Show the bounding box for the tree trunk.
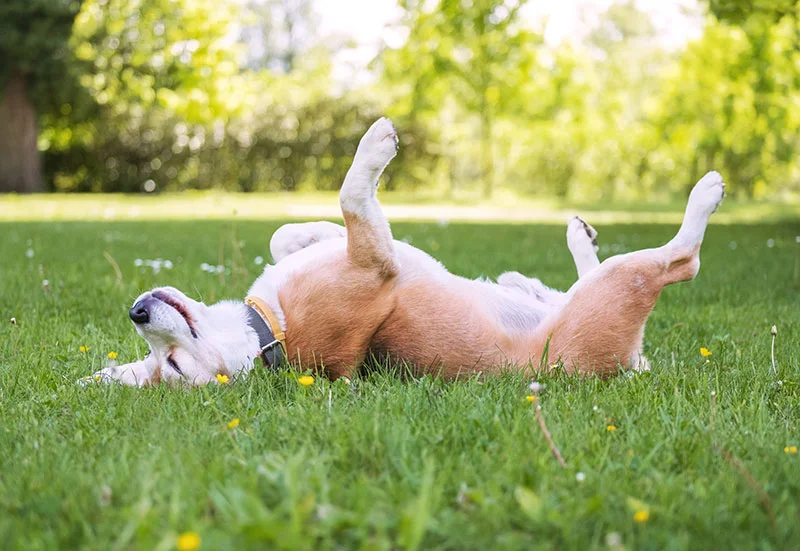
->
[480,106,494,199]
[0,72,43,192]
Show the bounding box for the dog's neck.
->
[207,301,264,376]
[243,299,285,367]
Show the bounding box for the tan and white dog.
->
[83,118,724,386]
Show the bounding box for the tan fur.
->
[276,243,702,379]
[280,255,397,379]
[280,216,699,378]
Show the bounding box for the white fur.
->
[270,221,346,263]
[567,216,600,278]
[82,288,260,386]
[669,171,725,250]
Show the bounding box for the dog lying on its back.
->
[82,118,724,386]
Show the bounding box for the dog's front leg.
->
[339,117,400,276]
[78,359,155,387]
[270,221,347,263]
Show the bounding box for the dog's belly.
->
[275,238,547,378]
[369,282,517,377]
[368,245,529,377]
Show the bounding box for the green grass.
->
[1,214,799,550]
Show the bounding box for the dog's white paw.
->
[76,370,113,386]
[689,171,725,216]
[353,117,398,173]
[631,353,651,373]
[567,216,599,255]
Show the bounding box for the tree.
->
[383,0,538,197]
[240,0,319,72]
[650,1,800,197]
[0,0,82,192]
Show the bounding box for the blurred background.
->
[1,0,799,202]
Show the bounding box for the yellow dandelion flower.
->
[298,375,314,386]
[525,395,537,402]
[107,351,118,360]
[700,347,712,357]
[606,425,617,432]
[227,418,240,429]
[176,531,201,551]
[79,345,90,353]
[785,445,798,454]
[215,374,229,384]
[633,510,650,523]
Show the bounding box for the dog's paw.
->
[354,117,398,173]
[77,371,113,386]
[631,353,651,373]
[689,171,725,216]
[566,216,599,255]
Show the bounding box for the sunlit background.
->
[1,0,798,200]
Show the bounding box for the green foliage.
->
[653,3,800,197]
[382,0,540,195]
[1,216,799,548]
[6,0,800,198]
[0,0,81,107]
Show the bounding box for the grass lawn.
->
[1,210,799,549]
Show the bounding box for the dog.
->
[82,118,724,386]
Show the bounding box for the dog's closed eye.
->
[167,354,184,376]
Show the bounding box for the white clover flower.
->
[134,258,143,267]
[25,249,34,259]
[592,405,599,412]
[528,381,545,393]
[576,472,586,483]
[605,532,622,549]
[163,260,173,269]
[767,239,775,248]
[254,256,264,265]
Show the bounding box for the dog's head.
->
[121,286,257,384]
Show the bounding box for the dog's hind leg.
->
[531,171,725,376]
[497,215,599,305]
[270,221,346,262]
[565,215,652,369]
[339,117,400,277]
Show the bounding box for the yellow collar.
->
[245,295,286,353]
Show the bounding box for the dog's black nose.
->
[129,301,150,324]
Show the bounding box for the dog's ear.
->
[78,357,157,387]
